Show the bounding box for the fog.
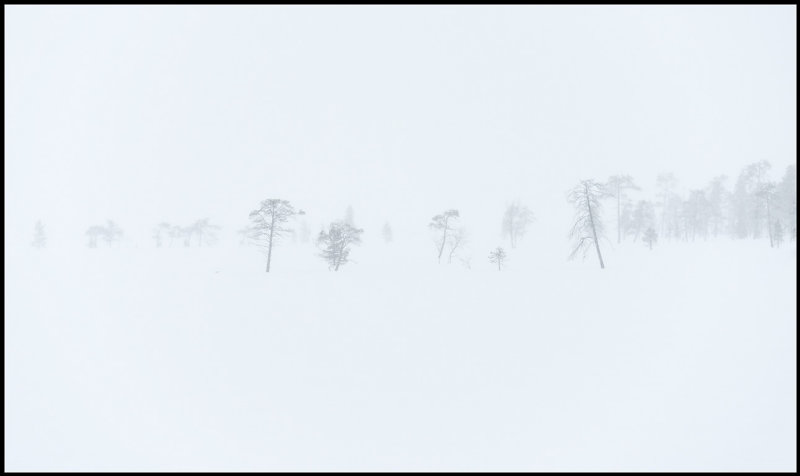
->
[5,5,797,472]
[5,5,795,248]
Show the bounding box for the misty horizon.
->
[5,5,796,472]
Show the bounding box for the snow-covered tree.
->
[488,247,507,270]
[643,227,658,250]
[567,180,608,269]
[248,199,299,272]
[430,209,460,263]
[317,221,363,271]
[606,175,640,243]
[32,221,46,248]
[501,201,535,248]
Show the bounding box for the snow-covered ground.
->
[5,237,796,471]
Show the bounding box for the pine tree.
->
[643,227,658,250]
[606,175,640,243]
[488,247,507,270]
[429,209,460,263]
[317,221,364,271]
[248,199,299,272]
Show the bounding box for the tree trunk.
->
[766,199,774,248]
[334,242,343,271]
[616,188,621,244]
[266,213,276,272]
[586,185,605,269]
[437,219,448,263]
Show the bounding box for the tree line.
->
[568,162,797,269]
[29,161,796,271]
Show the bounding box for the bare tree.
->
[446,227,467,264]
[32,220,46,248]
[606,175,640,243]
[248,199,299,272]
[317,221,364,271]
[502,201,535,248]
[429,209,459,263]
[189,218,221,247]
[488,247,507,270]
[567,180,607,269]
[643,227,658,250]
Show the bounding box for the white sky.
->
[5,5,797,248]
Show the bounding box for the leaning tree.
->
[567,180,608,269]
[429,209,460,263]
